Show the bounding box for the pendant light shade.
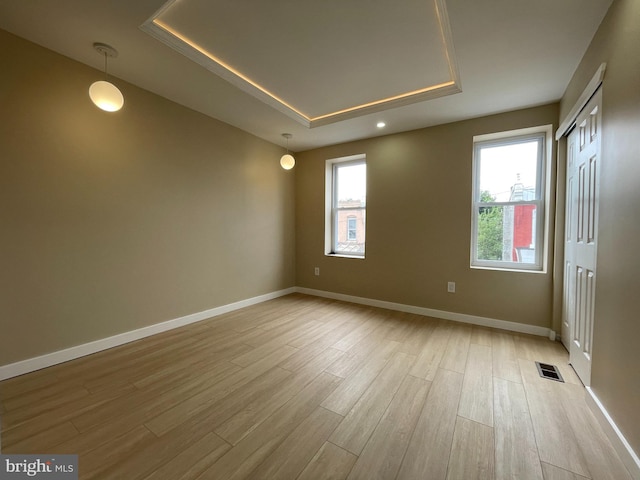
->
[89,80,124,112]
[89,43,124,112]
[280,154,295,170]
[280,133,295,170]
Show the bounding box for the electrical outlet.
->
[314,267,320,276]
[447,281,456,293]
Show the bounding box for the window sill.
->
[470,265,546,274]
[326,253,365,260]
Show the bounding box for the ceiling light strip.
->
[309,81,456,123]
[434,0,462,87]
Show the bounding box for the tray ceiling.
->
[142,0,461,127]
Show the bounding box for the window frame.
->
[325,154,367,258]
[470,125,552,272]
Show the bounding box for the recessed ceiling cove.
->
[142,0,461,127]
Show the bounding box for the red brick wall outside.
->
[512,204,534,260]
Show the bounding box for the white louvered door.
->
[562,89,602,386]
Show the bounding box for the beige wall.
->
[295,104,559,328]
[0,30,296,366]
[560,0,640,455]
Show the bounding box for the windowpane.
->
[336,163,367,206]
[476,205,538,264]
[336,211,365,254]
[478,140,540,202]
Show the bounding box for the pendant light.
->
[280,133,295,170]
[89,43,124,112]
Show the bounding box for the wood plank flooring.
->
[0,293,633,479]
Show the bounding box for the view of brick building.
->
[503,182,536,263]
[335,199,366,254]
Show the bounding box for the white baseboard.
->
[0,286,553,381]
[0,287,296,381]
[295,287,551,337]
[586,387,640,479]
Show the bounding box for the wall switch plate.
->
[314,267,320,276]
[447,281,456,293]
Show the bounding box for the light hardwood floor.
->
[0,294,633,479]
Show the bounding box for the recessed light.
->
[377,121,386,128]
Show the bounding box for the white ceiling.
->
[0,0,612,151]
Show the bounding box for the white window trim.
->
[325,154,366,258]
[471,125,553,273]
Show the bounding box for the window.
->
[347,216,357,241]
[325,155,366,257]
[471,126,552,271]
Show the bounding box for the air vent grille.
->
[535,362,564,382]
